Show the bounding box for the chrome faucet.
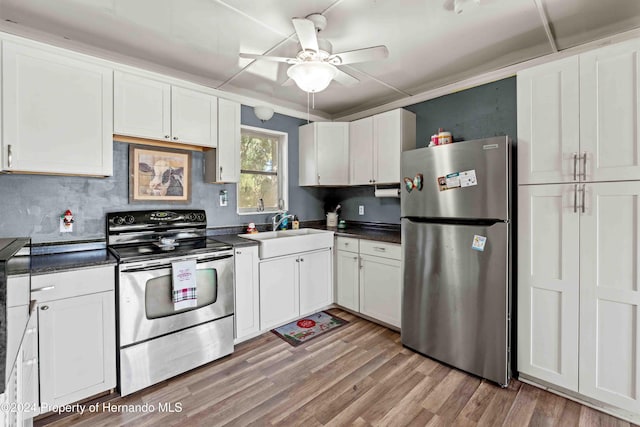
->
[272,212,294,231]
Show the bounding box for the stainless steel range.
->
[107,209,234,396]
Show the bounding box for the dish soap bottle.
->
[280,212,289,230]
[292,216,300,230]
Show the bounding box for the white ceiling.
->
[1,0,639,118]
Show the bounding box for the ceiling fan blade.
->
[292,18,319,53]
[239,53,298,64]
[328,46,389,65]
[333,68,360,86]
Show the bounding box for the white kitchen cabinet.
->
[259,256,299,330]
[299,122,349,186]
[299,250,332,315]
[21,311,39,421]
[518,38,640,185]
[2,41,113,176]
[115,71,218,148]
[359,252,402,329]
[216,98,241,182]
[349,109,416,185]
[234,246,260,342]
[335,238,360,312]
[32,266,116,408]
[517,57,580,185]
[518,182,640,414]
[517,184,580,391]
[579,181,640,413]
[259,249,333,330]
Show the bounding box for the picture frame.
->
[129,145,191,203]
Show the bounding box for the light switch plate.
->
[358,205,364,215]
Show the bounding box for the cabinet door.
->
[171,86,217,147]
[234,246,260,341]
[2,42,113,176]
[114,71,171,141]
[517,184,580,391]
[374,110,403,184]
[299,250,332,315]
[298,123,317,186]
[579,181,640,412]
[217,98,240,182]
[38,291,116,407]
[359,254,401,328]
[349,117,374,185]
[336,250,359,311]
[517,57,580,185]
[580,39,640,182]
[316,123,349,185]
[259,256,299,330]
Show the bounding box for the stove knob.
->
[124,215,135,225]
[196,213,205,222]
[186,213,196,221]
[113,216,124,225]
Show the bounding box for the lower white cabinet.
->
[519,181,640,416]
[259,249,332,331]
[31,266,116,409]
[234,246,260,342]
[335,237,402,328]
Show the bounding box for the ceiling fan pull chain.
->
[312,92,315,110]
[307,91,310,123]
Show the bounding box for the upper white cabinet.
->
[299,122,349,186]
[349,109,416,185]
[2,41,113,176]
[114,71,218,148]
[216,98,241,182]
[518,38,640,185]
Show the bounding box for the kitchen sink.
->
[239,228,334,259]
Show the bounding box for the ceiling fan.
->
[239,13,389,93]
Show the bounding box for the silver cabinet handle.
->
[581,184,586,214]
[300,258,304,262]
[220,166,223,179]
[295,259,299,263]
[32,286,55,292]
[40,305,49,311]
[353,256,358,260]
[317,175,321,184]
[23,358,37,366]
[344,242,349,246]
[573,184,578,213]
[7,144,12,168]
[173,136,178,141]
[164,135,170,139]
[582,152,587,180]
[236,251,242,255]
[374,247,386,252]
[573,153,578,181]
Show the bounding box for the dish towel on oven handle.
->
[172,259,198,310]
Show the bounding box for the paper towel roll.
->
[374,188,400,198]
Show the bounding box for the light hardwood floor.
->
[45,309,636,427]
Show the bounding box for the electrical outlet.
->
[358,205,365,215]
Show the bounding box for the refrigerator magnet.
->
[472,235,487,251]
[460,170,477,187]
[445,172,461,188]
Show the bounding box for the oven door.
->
[118,252,234,347]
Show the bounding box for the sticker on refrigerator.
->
[460,169,477,188]
[472,235,487,251]
[437,172,461,191]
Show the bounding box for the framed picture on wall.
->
[129,145,191,203]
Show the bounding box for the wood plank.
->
[502,383,541,426]
[456,381,499,423]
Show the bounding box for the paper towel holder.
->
[374,184,401,198]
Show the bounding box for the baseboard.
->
[518,374,640,424]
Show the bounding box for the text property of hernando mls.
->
[5,401,184,415]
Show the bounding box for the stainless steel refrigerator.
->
[400,136,511,386]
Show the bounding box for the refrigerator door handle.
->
[581,184,586,214]
[573,184,578,213]
[581,152,588,180]
[572,152,578,181]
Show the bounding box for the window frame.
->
[237,125,288,215]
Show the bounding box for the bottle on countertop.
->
[292,216,300,230]
[280,211,289,230]
[438,128,453,145]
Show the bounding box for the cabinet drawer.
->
[7,275,30,308]
[31,266,115,302]
[359,240,401,260]
[335,237,359,253]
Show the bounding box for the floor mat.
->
[272,311,349,347]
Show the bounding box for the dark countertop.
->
[28,250,117,276]
[306,222,401,244]
[211,234,259,248]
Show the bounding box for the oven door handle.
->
[121,254,233,273]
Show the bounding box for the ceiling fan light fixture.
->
[286,61,337,93]
[253,105,274,122]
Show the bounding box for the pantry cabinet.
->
[114,71,218,147]
[2,41,113,176]
[259,249,332,330]
[349,109,416,185]
[299,122,349,186]
[234,246,260,342]
[518,38,640,185]
[32,266,116,408]
[335,237,402,328]
[216,98,241,182]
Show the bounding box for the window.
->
[238,126,288,214]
